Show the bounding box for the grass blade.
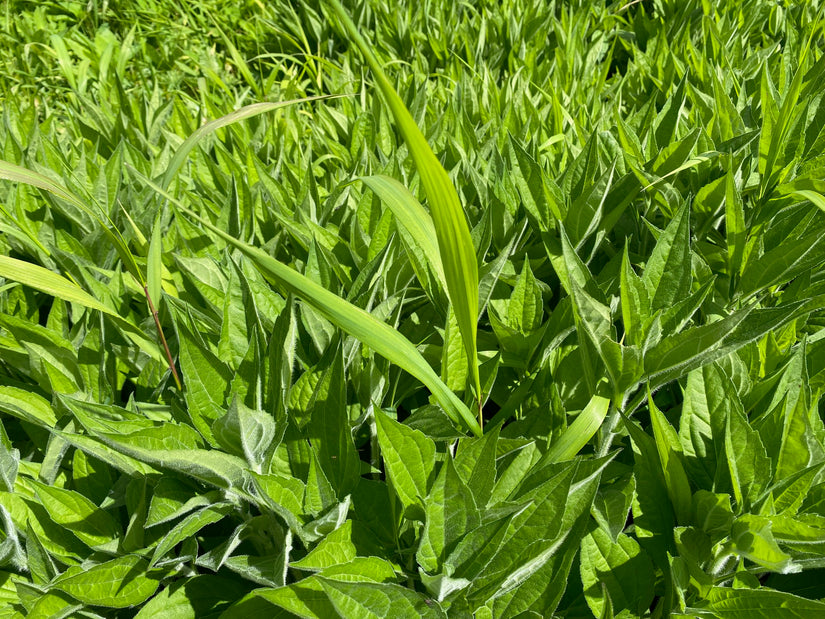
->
[359,175,447,293]
[326,0,482,421]
[160,97,336,191]
[546,395,610,463]
[0,255,116,316]
[0,160,142,285]
[0,255,162,362]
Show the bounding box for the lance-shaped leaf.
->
[648,389,692,525]
[327,0,481,411]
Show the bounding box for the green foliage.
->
[1,0,825,616]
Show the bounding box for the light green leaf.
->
[133,575,252,619]
[31,481,121,549]
[0,255,114,316]
[173,308,232,446]
[150,503,233,567]
[0,159,142,283]
[508,260,543,334]
[291,520,357,571]
[0,387,57,428]
[319,579,446,619]
[648,390,693,525]
[161,97,333,190]
[374,410,436,520]
[641,203,692,312]
[545,395,611,463]
[695,587,825,619]
[580,528,655,619]
[359,175,446,293]
[726,406,771,510]
[212,397,276,472]
[307,347,360,498]
[147,213,163,309]
[620,246,650,348]
[52,555,161,608]
[417,455,480,575]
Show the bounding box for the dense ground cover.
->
[1,0,825,616]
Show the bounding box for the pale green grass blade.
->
[359,175,447,293]
[176,205,481,437]
[0,256,163,362]
[0,160,142,284]
[160,97,337,191]
[327,0,481,412]
[147,214,163,309]
[0,255,116,316]
[789,190,825,214]
[545,395,610,463]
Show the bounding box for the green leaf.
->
[146,478,220,528]
[591,473,636,542]
[212,397,277,472]
[93,428,250,491]
[150,503,233,567]
[52,555,161,608]
[359,175,446,293]
[680,364,736,493]
[648,390,693,525]
[726,170,747,277]
[645,298,823,388]
[173,308,232,446]
[580,527,655,619]
[133,575,252,619]
[319,579,446,619]
[545,395,610,463]
[0,387,57,428]
[454,424,499,508]
[147,212,163,310]
[694,586,825,618]
[508,260,543,334]
[417,455,480,575]
[307,345,360,498]
[31,480,121,549]
[620,246,650,348]
[739,228,825,297]
[161,98,333,191]
[0,314,83,393]
[625,416,676,568]
[507,136,561,228]
[641,202,692,312]
[291,520,357,571]
[726,405,771,510]
[484,459,610,616]
[241,577,337,618]
[374,410,436,520]
[0,255,115,316]
[0,159,142,283]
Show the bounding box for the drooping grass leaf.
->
[174,203,480,436]
[326,0,482,417]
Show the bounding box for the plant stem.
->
[144,285,182,391]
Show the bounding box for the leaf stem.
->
[143,285,182,391]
